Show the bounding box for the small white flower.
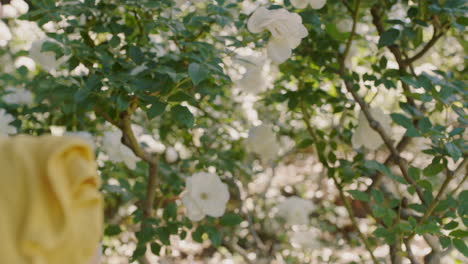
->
[337,19,353,33]
[352,107,392,151]
[291,0,327,9]
[182,172,230,221]
[247,7,308,63]
[66,131,95,151]
[247,124,280,161]
[0,20,12,47]
[165,147,178,163]
[1,0,28,18]
[290,229,321,249]
[0,109,17,136]
[277,196,315,225]
[29,38,68,71]
[14,56,36,71]
[101,130,140,169]
[2,86,33,105]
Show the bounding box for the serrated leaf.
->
[188,63,209,85]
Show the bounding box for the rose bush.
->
[0,0,466,263]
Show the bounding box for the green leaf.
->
[445,142,462,161]
[371,189,384,204]
[365,160,407,184]
[206,226,222,247]
[423,162,444,177]
[192,226,205,243]
[391,114,413,128]
[373,227,396,244]
[147,101,167,119]
[378,28,400,47]
[439,236,451,249]
[105,224,122,236]
[297,138,314,149]
[131,244,147,261]
[449,229,468,238]
[171,105,194,128]
[129,45,144,64]
[453,239,468,257]
[150,242,161,255]
[220,213,243,227]
[163,202,177,220]
[155,227,170,245]
[408,166,420,181]
[347,190,370,202]
[188,63,209,85]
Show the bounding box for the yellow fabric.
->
[0,135,103,264]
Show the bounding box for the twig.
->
[407,157,467,240]
[403,31,444,66]
[449,158,468,196]
[342,0,361,62]
[404,240,420,264]
[331,174,379,264]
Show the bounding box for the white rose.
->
[237,56,268,94]
[277,196,315,225]
[291,0,327,9]
[0,20,12,47]
[0,109,17,136]
[351,107,392,151]
[290,230,321,249]
[2,0,28,18]
[182,172,230,221]
[165,147,179,163]
[2,86,33,105]
[29,38,69,71]
[247,124,280,161]
[102,130,140,169]
[247,7,308,63]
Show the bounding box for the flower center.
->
[200,192,209,200]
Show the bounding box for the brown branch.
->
[342,0,361,64]
[403,31,444,66]
[331,174,379,264]
[407,157,467,240]
[338,69,426,203]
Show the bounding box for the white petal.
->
[247,7,272,33]
[182,195,205,221]
[309,0,327,10]
[267,37,292,63]
[291,0,309,9]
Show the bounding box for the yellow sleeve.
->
[0,135,103,264]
